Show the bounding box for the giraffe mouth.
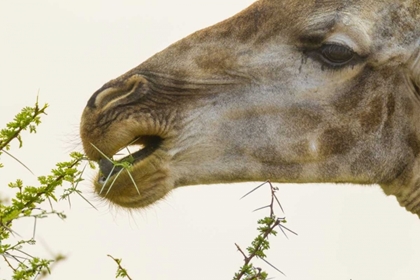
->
[97,135,163,183]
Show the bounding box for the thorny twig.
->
[234,181,297,280]
[108,254,134,280]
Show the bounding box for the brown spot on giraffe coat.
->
[319,127,356,157]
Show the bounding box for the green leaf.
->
[1,209,20,223]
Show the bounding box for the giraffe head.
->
[80,0,420,217]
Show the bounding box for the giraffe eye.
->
[319,43,355,66]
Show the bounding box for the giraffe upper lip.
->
[98,135,163,181]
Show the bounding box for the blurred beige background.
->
[1,1,419,279]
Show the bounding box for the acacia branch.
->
[108,254,133,280]
[234,181,294,280]
[0,100,47,152]
[234,219,283,279]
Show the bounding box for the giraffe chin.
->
[396,189,420,218]
[381,178,420,218]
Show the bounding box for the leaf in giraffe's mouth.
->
[98,135,163,183]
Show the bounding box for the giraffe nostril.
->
[86,74,149,110]
[87,93,98,108]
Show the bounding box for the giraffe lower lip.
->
[98,135,163,182]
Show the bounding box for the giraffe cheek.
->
[318,127,356,157]
[289,135,321,162]
[302,136,321,160]
[308,137,319,157]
